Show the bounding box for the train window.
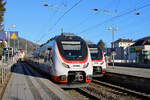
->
[61,41,81,57]
[89,46,103,60]
[89,48,98,53]
[61,41,80,44]
[57,41,87,60]
[56,36,87,61]
[62,44,81,50]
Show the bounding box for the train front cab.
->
[50,35,93,85]
[88,44,107,77]
[92,54,106,77]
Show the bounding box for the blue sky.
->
[3,0,150,47]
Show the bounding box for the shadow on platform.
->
[11,62,50,80]
[11,97,22,100]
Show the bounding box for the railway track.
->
[64,73,150,100]
[64,78,150,100]
[64,81,143,100]
[92,79,150,100]
[64,88,100,100]
[21,62,150,100]
[103,72,150,93]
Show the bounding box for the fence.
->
[0,61,14,85]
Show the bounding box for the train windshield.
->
[89,46,103,60]
[62,41,81,58]
[56,36,87,61]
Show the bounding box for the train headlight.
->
[62,63,70,68]
[83,63,89,68]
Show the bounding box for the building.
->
[107,38,134,60]
[128,36,150,63]
[112,38,134,48]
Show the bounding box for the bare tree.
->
[0,0,6,31]
[97,40,107,51]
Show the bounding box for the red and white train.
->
[88,43,106,77]
[26,33,93,87]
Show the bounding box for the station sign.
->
[10,31,18,39]
[130,48,135,53]
[136,48,142,52]
[0,31,18,40]
[0,31,7,39]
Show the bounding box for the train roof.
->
[56,33,84,41]
[88,44,97,48]
[38,33,85,53]
[40,33,82,47]
[88,43,103,50]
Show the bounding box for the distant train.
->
[25,33,93,86]
[88,44,106,77]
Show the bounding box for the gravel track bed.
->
[64,89,88,100]
[64,76,150,100]
[64,82,141,100]
[103,72,150,94]
[90,80,142,100]
[64,87,101,100]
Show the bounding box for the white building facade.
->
[112,38,134,60]
[128,45,150,63]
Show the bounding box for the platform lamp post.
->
[17,32,21,56]
[7,24,16,62]
[18,36,19,50]
[108,26,118,68]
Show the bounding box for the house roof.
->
[132,36,150,46]
[113,38,134,43]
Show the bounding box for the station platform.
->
[2,63,75,100]
[106,65,150,79]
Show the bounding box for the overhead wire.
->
[114,0,120,13]
[77,2,150,35]
[33,0,58,44]
[68,12,100,31]
[39,0,83,41]
[68,0,118,33]
[114,0,150,38]
[72,0,118,32]
[121,14,150,38]
[76,0,150,45]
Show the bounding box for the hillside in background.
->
[9,37,39,53]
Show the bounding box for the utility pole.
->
[18,38,19,50]
[7,24,16,62]
[61,28,64,33]
[108,26,118,68]
[14,39,15,52]
[26,39,28,54]
[7,30,10,62]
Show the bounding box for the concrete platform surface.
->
[107,65,150,79]
[2,63,75,100]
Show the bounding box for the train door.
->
[48,47,53,67]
